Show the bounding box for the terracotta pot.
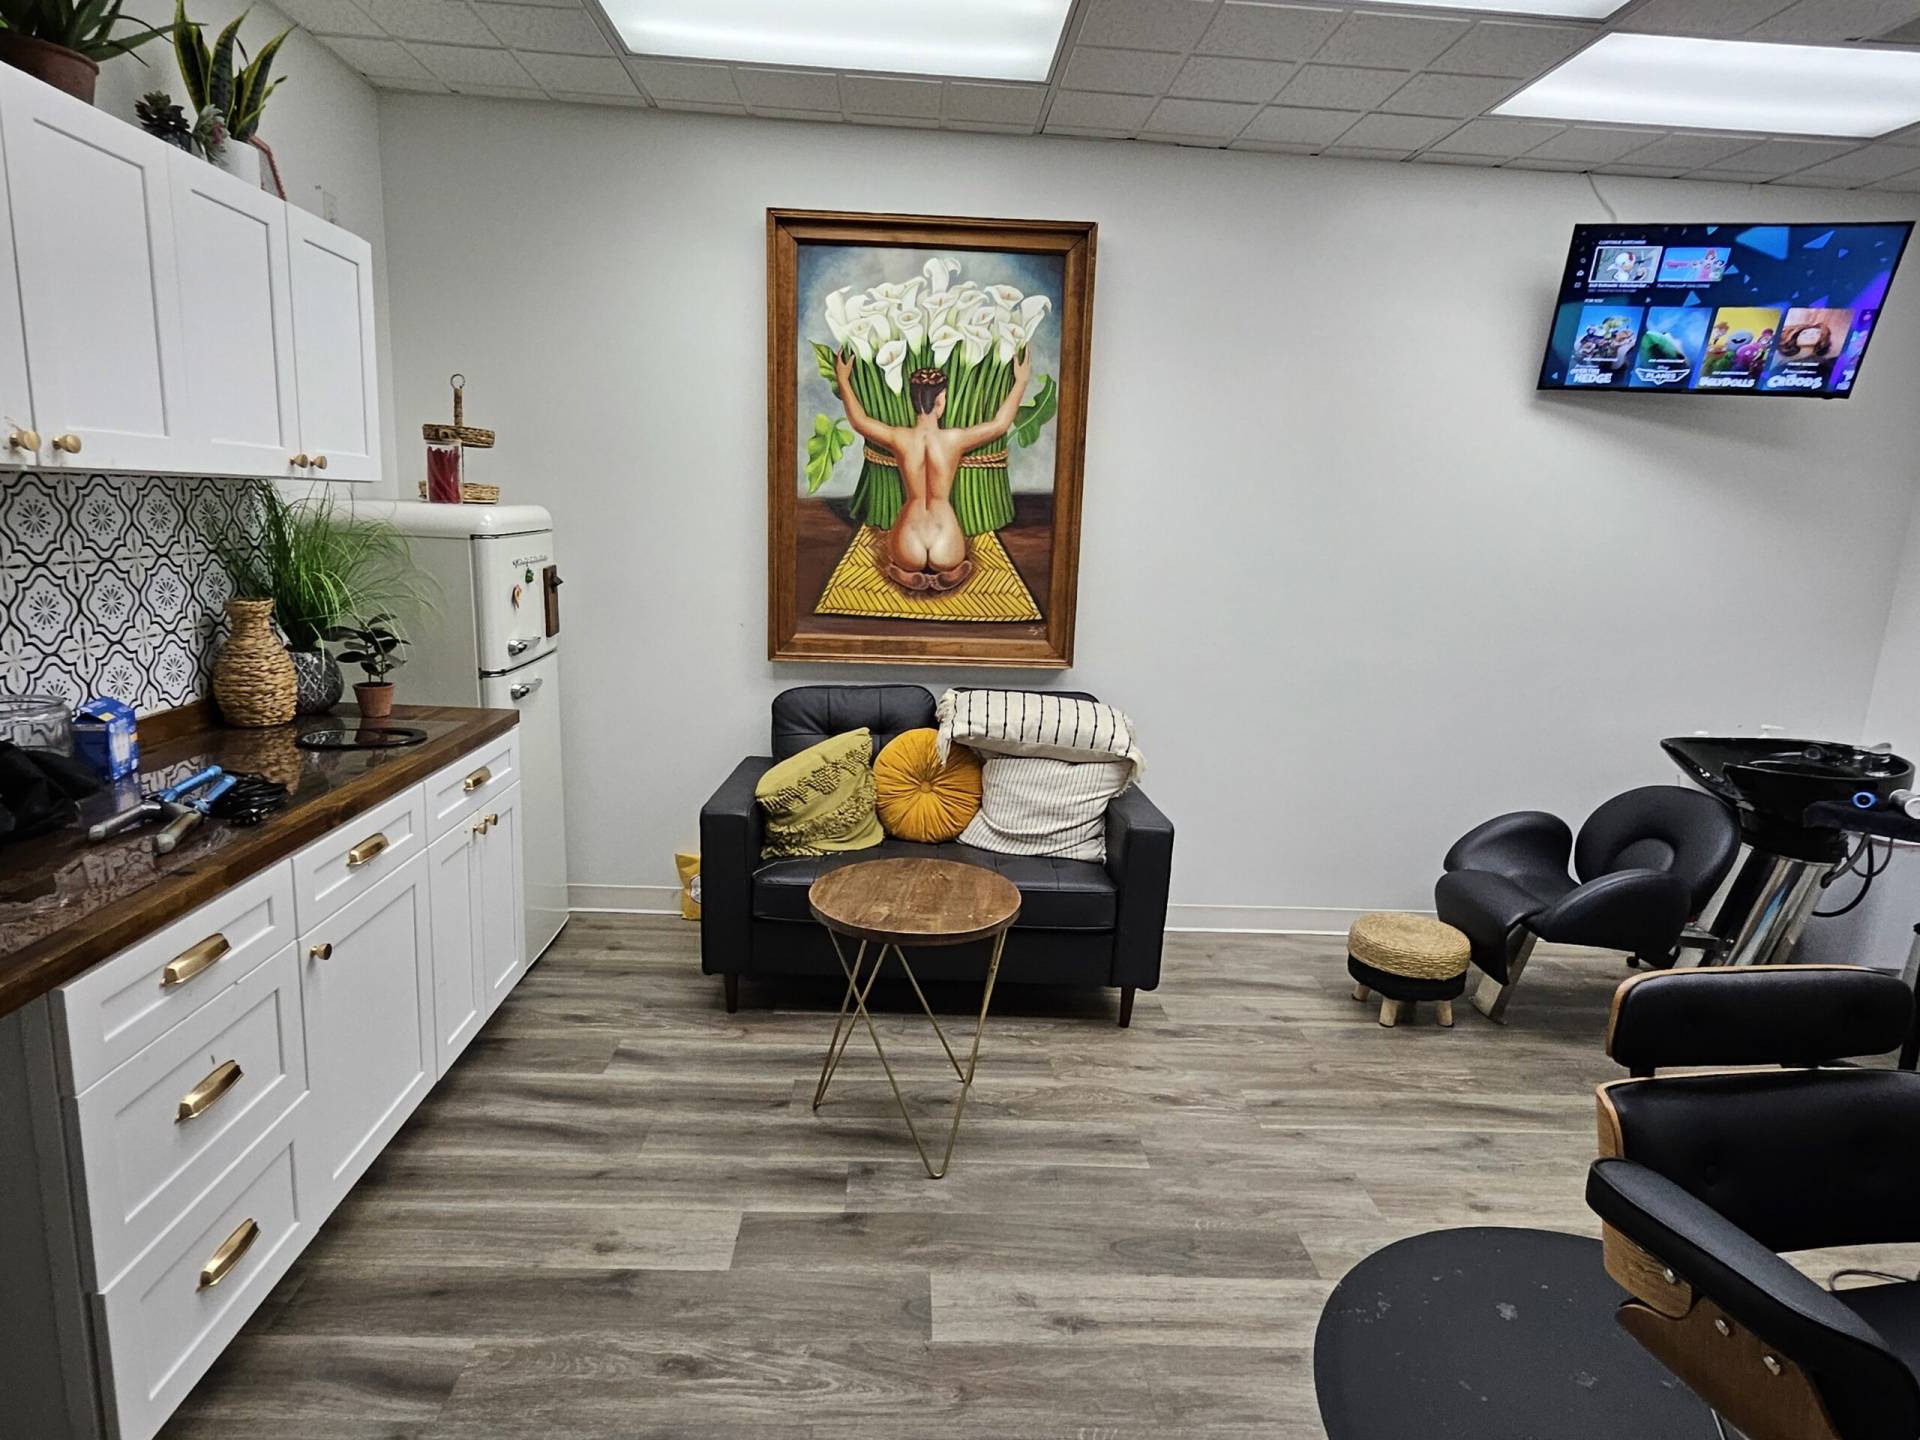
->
[213,598,297,728]
[0,34,100,105]
[355,682,395,720]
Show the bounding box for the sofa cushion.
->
[754,729,884,859]
[752,839,1117,931]
[873,728,981,843]
[960,755,1134,863]
[772,684,937,761]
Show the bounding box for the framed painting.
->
[767,209,1096,667]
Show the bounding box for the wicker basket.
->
[212,598,297,728]
[418,480,500,504]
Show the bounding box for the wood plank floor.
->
[150,915,1833,1438]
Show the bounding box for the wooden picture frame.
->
[767,208,1096,668]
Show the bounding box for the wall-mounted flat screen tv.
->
[1538,221,1912,399]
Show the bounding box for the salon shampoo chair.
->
[1587,964,1920,1440]
[1434,785,1739,1020]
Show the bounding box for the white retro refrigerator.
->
[368,502,570,962]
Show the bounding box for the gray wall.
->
[375,95,1920,927]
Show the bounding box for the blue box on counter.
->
[74,697,138,781]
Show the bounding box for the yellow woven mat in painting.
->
[814,527,1041,623]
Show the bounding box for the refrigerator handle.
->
[510,676,544,702]
[507,638,532,657]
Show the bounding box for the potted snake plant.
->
[171,0,289,186]
[0,0,167,104]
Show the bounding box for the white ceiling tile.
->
[1430,21,1592,79]
[361,0,494,44]
[1317,12,1471,68]
[1230,139,1321,152]
[1061,46,1183,94]
[1142,97,1260,137]
[1333,112,1457,148]
[451,82,544,98]
[1321,144,1413,159]
[1047,124,1139,137]
[1075,0,1217,51]
[849,112,940,128]
[1379,72,1516,117]
[551,90,647,107]
[1887,123,1920,145]
[734,67,842,112]
[1789,142,1920,179]
[1506,156,1592,170]
[1744,0,1920,42]
[1046,90,1158,130]
[945,82,1048,125]
[1619,0,1795,35]
[652,99,748,114]
[1684,167,1788,181]
[1519,125,1664,162]
[1196,3,1346,61]
[365,74,449,91]
[1167,55,1295,102]
[275,0,382,37]
[1430,116,1564,155]
[1779,174,1870,187]
[1240,104,1358,144]
[1867,164,1920,188]
[1711,138,1862,173]
[321,36,435,77]
[626,59,740,104]
[514,51,633,93]
[1614,131,1754,167]
[474,2,609,53]
[1275,63,1409,110]
[407,42,535,84]
[1412,151,1501,165]
[946,121,1039,133]
[1597,161,1689,176]
[842,76,945,117]
[1887,14,1920,36]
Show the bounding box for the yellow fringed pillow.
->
[755,729,884,859]
[873,728,983,843]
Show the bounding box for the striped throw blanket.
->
[935,689,1144,782]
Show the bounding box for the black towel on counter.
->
[0,741,102,842]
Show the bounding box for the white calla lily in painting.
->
[876,340,909,394]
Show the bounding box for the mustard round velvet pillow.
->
[873,728,983,843]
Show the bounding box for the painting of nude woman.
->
[767,210,1096,667]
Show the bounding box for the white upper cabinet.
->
[0,67,189,473]
[169,151,302,476]
[288,206,380,483]
[0,115,33,462]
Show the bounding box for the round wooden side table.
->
[808,858,1022,1179]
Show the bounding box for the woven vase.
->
[213,598,297,728]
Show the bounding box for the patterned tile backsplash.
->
[0,472,249,713]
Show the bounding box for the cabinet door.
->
[0,67,188,472]
[478,783,527,1018]
[299,851,433,1219]
[0,107,33,464]
[170,151,301,477]
[287,206,380,482]
[426,821,484,1077]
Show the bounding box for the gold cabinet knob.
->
[310,453,328,470]
[6,426,39,453]
[50,432,81,454]
[290,453,310,468]
[309,943,333,960]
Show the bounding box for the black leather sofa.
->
[699,684,1174,1025]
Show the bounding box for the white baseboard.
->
[568,885,1416,937]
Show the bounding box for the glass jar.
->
[0,693,74,756]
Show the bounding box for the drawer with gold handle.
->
[291,785,424,930]
[161,932,231,989]
[346,832,389,868]
[463,765,492,793]
[197,1217,260,1291]
[177,1060,244,1122]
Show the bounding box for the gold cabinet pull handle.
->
[6,426,38,453]
[462,765,492,793]
[197,1217,260,1291]
[177,1059,243,1122]
[290,452,309,468]
[310,453,328,470]
[50,432,81,454]
[162,933,231,988]
[345,832,388,868]
[309,942,333,961]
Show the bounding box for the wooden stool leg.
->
[1436,1000,1454,1028]
[1351,982,1370,1002]
[1378,997,1402,1028]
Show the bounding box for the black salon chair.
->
[1587,965,1920,1440]
[1434,785,1739,1020]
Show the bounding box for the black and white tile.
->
[0,472,250,713]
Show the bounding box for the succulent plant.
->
[134,89,192,150]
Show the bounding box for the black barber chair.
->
[1434,785,1739,1021]
[1587,965,1920,1440]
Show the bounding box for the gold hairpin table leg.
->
[812,927,1009,1179]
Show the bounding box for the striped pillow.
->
[936,689,1143,781]
[959,755,1133,862]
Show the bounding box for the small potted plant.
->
[326,615,408,720]
[172,0,289,186]
[0,0,167,104]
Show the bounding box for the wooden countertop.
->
[0,704,517,1019]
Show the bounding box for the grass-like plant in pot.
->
[0,0,169,104]
[325,615,408,720]
[209,481,424,716]
[172,0,289,182]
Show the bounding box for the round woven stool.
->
[1347,913,1471,1029]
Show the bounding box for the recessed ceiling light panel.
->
[1353,0,1627,15]
[1496,33,1920,137]
[601,0,1074,82]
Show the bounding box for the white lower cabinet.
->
[1,736,531,1440]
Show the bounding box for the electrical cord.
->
[1815,835,1890,918]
